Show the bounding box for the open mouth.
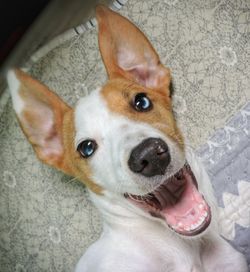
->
[124,163,211,236]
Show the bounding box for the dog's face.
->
[74,78,184,196]
[8,6,211,237]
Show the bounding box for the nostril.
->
[141,159,148,168]
[128,137,171,177]
[133,159,148,173]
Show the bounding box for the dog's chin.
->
[124,163,211,237]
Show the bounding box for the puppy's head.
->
[7,6,211,237]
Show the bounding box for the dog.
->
[7,5,247,272]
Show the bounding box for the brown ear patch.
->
[96,5,171,92]
[14,69,72,174]
[101,78,184,150]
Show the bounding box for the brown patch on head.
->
[96,6,184,149]
[101,78,184,150]
[12,69,102,195]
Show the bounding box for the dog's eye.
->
[77,140,97,158]
[133,93,152,112]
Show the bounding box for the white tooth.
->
[193,217,204,229]
[203,211,208,218]
[177,222,183,228]
[190,224,196,230]
[198,204,204,210]
[188,214,208,232]
[198,217,204,224]
[184,226,191,231]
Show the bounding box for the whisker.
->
[66,176,79,184]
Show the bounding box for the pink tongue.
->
[160,171,210,233]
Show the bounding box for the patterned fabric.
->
[0,0,250,271]
[197,102,250,269]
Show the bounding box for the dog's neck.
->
[88,189,166,232]
[87,189,207,253]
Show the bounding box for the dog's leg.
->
[201,234,248,272]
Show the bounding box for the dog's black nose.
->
[128,138,170,177]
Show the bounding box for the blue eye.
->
[133,93,152,112]
[77,140,97,158]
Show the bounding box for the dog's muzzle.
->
[128,137,170,177]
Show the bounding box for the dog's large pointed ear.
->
[7,69,73,175]
[96,5,171,92]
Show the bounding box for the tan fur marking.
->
[101,78,184,150]
[96,6,183,149]
[96,5,171,92]
[63,111,103,194]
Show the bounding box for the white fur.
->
[74,91,248,272]
[7,70,24,115]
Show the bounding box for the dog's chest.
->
[122,230,201,271]
[83,225,203,272]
